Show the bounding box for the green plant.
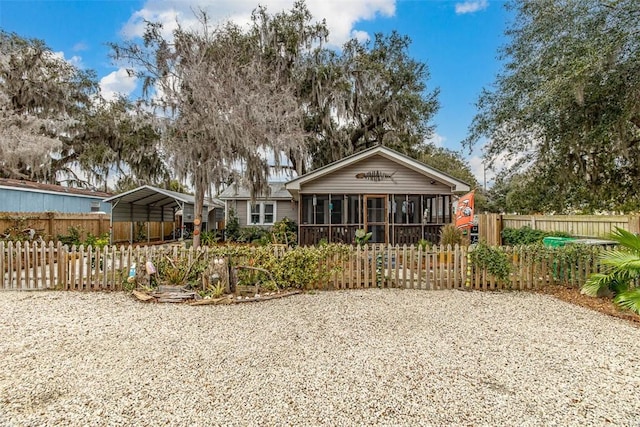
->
[417,238,430,251]
[155,252,207,288]
[501,226,572,246]
[582,227,640,314]
[225,209,240,241]
[439,224,463,246]
[237,226,269,244]
[57,226,83,247]
[355,229,372,248]
[135,221,147,242]
[84,232,110,249]
[469,242,512,285]
[200,230,222,246]
[271,217,297,247]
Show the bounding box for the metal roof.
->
[104,185,223,225]
[0,178,111,199]
[218,182,292,200]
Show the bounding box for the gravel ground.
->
[1,289,639,426]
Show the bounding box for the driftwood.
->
[189,296,235,306]
[233,289,302,303]
[132,290,155,302]
[132,285,198,303]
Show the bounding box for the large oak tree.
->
[466,0,640,213]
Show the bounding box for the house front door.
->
[364,195,387,243]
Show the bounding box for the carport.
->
[103,185,222,244]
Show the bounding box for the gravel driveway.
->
[1,289,639,426]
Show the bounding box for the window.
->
[90,201,101,212]
[247,202,276,225]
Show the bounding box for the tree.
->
[306,31,440,170]
[250,3,440,172]
[0,30,98,182]
[417,145,478,188]
[465,0,640,212]
[71,98,167,191]
[111,11,307,248]
[583,227,640,315]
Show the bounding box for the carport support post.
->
[161,209,165,242]
[146,205,151,244]
[129,203,134,245]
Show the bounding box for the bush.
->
[57,226,83,247]
[501,226,572,246]
[245,244,350,289]
[85,232,110,249]
[237,226,269,244]
[225,208,240,241]
[272,217,297,246]
[200,230,222,246]
[469,242,512,285]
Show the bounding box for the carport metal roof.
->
[103,185,222,223]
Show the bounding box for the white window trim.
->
[247,201,277,225]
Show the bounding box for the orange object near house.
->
[455,191,475,229]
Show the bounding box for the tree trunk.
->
[193,173,204,249]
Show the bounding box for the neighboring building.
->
[103,185,225,243]
[0,178,111,213]
[219,182,297,228]
[221,145,471,246]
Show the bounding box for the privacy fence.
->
[0,212,175,244]
[1,242,608,292]
[477,213,640,246]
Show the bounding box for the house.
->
[221,145,471,246]
[0,178,111,213]
[218,182,296,228]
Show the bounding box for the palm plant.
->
[582,227,640,314]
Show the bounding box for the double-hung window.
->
[247,202,276,225]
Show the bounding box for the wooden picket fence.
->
[1,241,610,292]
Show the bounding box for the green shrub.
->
[57,226,83,247]
[85,232,110,249]
[200,230,222,246]
[237,226,269,244]
[469,242,512,285]
[272,217,297,247]
[355,229,372,247]
[225,208,240,241]
[245,243,350,289]
[501,226,572,246]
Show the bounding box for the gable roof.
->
[218,182,292,200]
[104,185,223,210]
[285,145,471,197]
[0,178,111,199]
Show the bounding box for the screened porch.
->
[298,193,452,246]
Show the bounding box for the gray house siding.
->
[228,199,296,227]
[299,155,451,194]
[1,188,111,213]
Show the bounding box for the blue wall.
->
[0,188,111,213]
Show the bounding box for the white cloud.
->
[351,30,370,44]
[72,42,88,52]
[52,51,85,69]
[99,68,138,102]
[121,0,396,47]
[426,133,446,148]
[455,0,489,15]
[467,153,492,189]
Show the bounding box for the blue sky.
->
[0,0,512,183]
